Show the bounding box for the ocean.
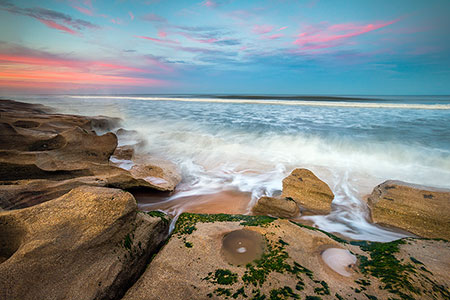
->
[8,94,450,242]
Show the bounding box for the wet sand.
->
[135,189,252,215]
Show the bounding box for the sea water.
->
[8,94,450,242]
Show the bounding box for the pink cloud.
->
[0,54,149,74]
[92,62,147,73]
[36,18,78,35]
[294,19,399,50]
[73,5,93,16]
[253,24,273,34]
[0,51,171,90]
[69,0,94,16]
[0,70,166,87]
[158,31,167,38]
[277,26,288,31]
[110,18,123,25]
[327,23,361,31]
[135,35,180,45]
[201,0,217,8]
[128,11,134,20]
[261,34,284,40]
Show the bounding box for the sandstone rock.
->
[88,116,122,133]
[0,100,118,174]
[0,125,117,182]
[367,180,450,240]
[122,213,450,300]
[0,99,49,114]
[0,186,170,300]
[0,99,181,209]
[128,158,181,192]
[252,196,300,218]
[113,145,135,160]
[115,128,147,149]
[0,163,178,210]
[282,168,334,214]
[110,144,182,192]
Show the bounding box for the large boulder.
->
[367,180,450,240]
[122,213,450,300]
[281,168,334,214]
[0,186,170,300]
[252,196,300,218]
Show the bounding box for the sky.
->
[0,0,449,95]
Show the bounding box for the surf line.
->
[68,96,450,110]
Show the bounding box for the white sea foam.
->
[68,95,450,110]
[10,95,450,242]
[125,117,449,241]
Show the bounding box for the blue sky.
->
[0,0,449,94]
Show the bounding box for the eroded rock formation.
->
[282,168,334,214]
[252,196,300,218]
[0,186,170,300]
[368,180,450,240]
[0,99,181,209]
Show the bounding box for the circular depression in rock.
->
[321,248,357,277]
[221,229,265,265]
[0,219,24,264]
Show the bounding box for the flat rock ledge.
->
[122,213,450,300]
[368,180,450,240]
[0,186,170,300]
[0,99,181,210]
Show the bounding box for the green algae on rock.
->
[122,213,450,300]
[173,212,276,236]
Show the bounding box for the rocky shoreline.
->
[0,99,449,299]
